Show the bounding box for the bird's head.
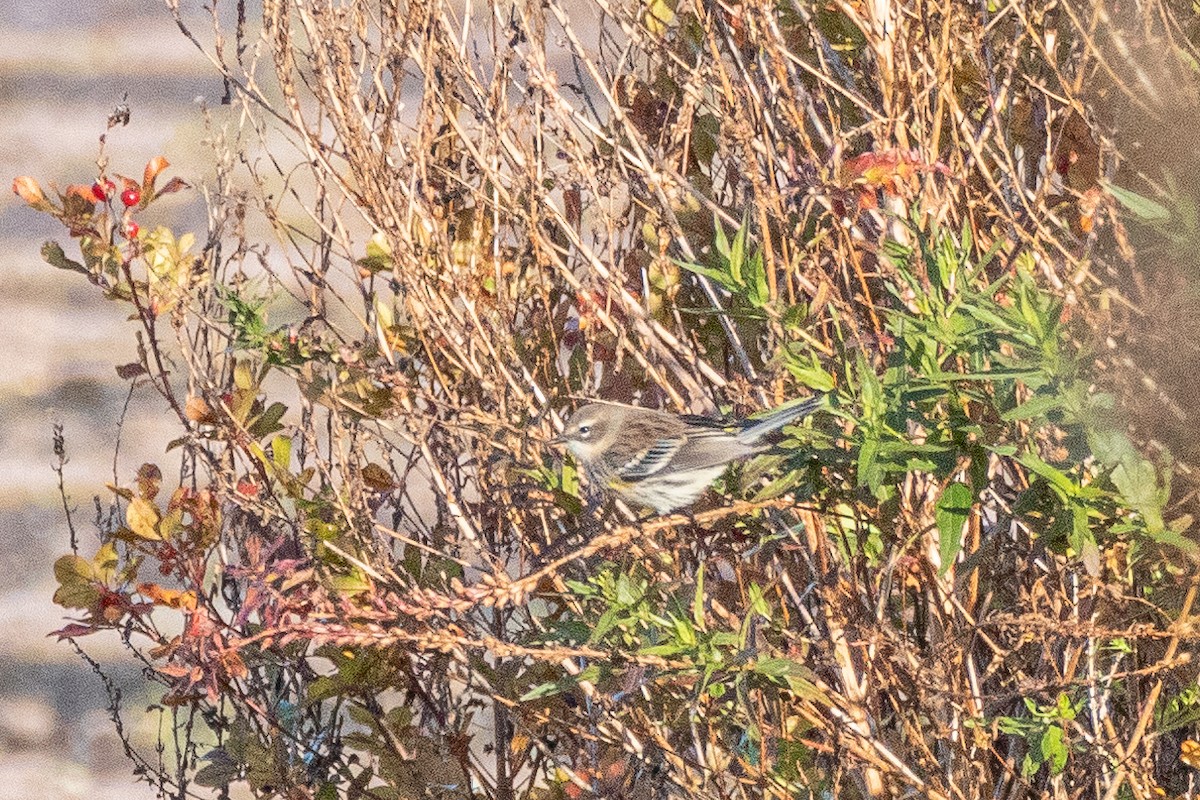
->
[550,403,612,462]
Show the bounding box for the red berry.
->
[91,180,116,202]
[122,220,139,239]
[121,187,141,207]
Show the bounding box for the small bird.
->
[552,395,824,514]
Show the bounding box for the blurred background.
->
[1,1,224,795]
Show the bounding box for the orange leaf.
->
[138,583,197,610]
[1182,739,1200,769]
[64,183,98,203]
[12,176,51,210]
[143,156,170,186]
[186,395,215,423]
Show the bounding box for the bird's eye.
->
[577,425,591,438]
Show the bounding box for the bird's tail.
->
[736,394,825,444]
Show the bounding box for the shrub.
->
[16,0,1200,797]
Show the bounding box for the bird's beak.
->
[548,434,566,446]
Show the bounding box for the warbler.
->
[552,395,824,514]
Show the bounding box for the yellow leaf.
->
[233,360,255,391]
[644,0,675,36]
[1182,739,1200,769]
[272,435,293,471]
[127,497,163,540]
[93,541,119,584]
[159,507,184,540]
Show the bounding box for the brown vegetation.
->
[15,0,1200,796]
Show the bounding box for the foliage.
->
[14,0,1200,797]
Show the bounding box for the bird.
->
[551,395,824,514]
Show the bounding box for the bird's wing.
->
[611,435,687,480]
[667,428,753,472]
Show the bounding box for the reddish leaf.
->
[154,176,191,198]
[51,622,99,640]
[157,663,194,678]
[98,588,130,622]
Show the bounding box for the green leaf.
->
[729,219,747,286]
[1018,451,1079,497]
[1040,724,1068,775]
[1001,393,1063,421]
[746,251,769,307]
[519,681,565,701]
[747,582,770,619]
[639,642,687,657]
[935,483,973,574]
[357,232,394,274]
[857,434,882,495]
[753,658,795,678]
[41,241,88,274]
[54,553,94,585]
[249,402,288,438]
[52,554,100,609]
[676,258,733,289]
[590,607,621,644]
[923,368,1043,383]
[713,215,731,259]
[670,614,697,648]
[1111,458,1166,533]
[1103,180,1170,222]
[1055,692,1077,721]
[752,658,830,703]
[93,540,120,584]
[329,570,372,594]
[233,360,256,391]
[692,563,706,629]
[784,353,837,392]
[1146,526,1199,552]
